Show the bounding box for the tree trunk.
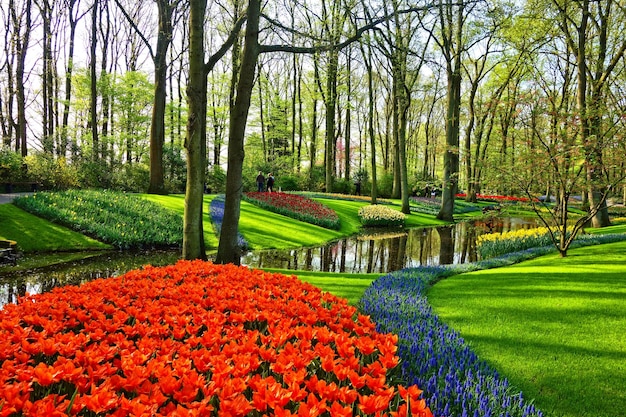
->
[183,0,208,260]
[438,66,461,221]
[364,41,377,204]
[437,0,462,222]
[60,0,80,158]
[324,48,338,193]
[148,0,174,194]
[14,0,32,157]
[215,0,260,265]
[89,0,99,161]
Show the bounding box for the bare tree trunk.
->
[89,0,99,161]
[363,40,377,204]
[344,48,351,182]
[60,0,83,158]
[148,0,175,194]
[183,0,208,260]
[13,0,32,156]
[215,0,260,265]
[324,47,338,193]
[437,0,463,222]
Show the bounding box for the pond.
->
[0,250,180,308]
[241,216,539,273]
[0,216,539,307]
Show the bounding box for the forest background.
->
[1,0,626,261]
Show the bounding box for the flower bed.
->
[296,192,393,205]
[0,260,431,416]
[13,190,182,249]
[360,261,548,417]
[358,205,405,227]
[477,226,569,259]
[209,195,249,250]
[244,192,340,230]
[410,197,481,216]
[456,193,533,203]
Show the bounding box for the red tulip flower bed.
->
[0,260,432,416]
[244,192,341,230]
[455,193,535,203]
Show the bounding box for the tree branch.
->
[112,0,155,61]
[205,14,247,74]
[258,4,438,54]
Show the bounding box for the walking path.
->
[0,193,31,204]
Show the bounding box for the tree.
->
[113,0,184,194]
[183,0,208,260]
[215,0,260,264]
[426,0,467,221]
[549,0,626,227]
[183,0,246,260]
[11,0,33,156]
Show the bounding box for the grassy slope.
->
[140,193,219,250]
[262,268,381,306]
[142,194,445,251]
[0,204,111,252]
[426,241,626,417]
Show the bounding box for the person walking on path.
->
[266,173,275,192]
[256,171,265,192]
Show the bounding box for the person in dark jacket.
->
[266,173,275,192]
[256,171,265,192]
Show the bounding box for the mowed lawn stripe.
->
[427,241,626,417]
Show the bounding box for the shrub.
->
[244,192,341,230]
[358,205,406,227]
[0,148,24,184]
[23,153,81,190]
[0,260,433,416]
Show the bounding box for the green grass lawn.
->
[426,241,626,417]
[0,204,111,252]
[261,267,380,305]
[140,194,446,251]
[139,193,219,250]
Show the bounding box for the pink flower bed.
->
[244,192,340,230]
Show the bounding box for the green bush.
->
[0,148,24,186]
[206,165,227,193]
[377,173,395,198]
[111,163,150,192]
[23,153,80,190]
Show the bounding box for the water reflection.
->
[241,217,538,273]
[0,250,180,308]
[1,217,539,306]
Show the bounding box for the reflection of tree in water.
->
[243,217,539,273]
[1,251,180,308]
[4,218,540,304]
[437,226,455,265]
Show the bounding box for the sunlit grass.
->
[261,268,380,305]
[139,193,218,250]
[427,241,626,417]
[0,204,111,253]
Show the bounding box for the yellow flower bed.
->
[358,205,406,227]
[477,226,574,259]
[477,227,552,245]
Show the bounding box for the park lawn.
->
[585,222,626,235]
[141,194,446,251]
[426,241,626,417]
[0,204,111,253]
[261,268,380,305]
[139,193,219,250]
